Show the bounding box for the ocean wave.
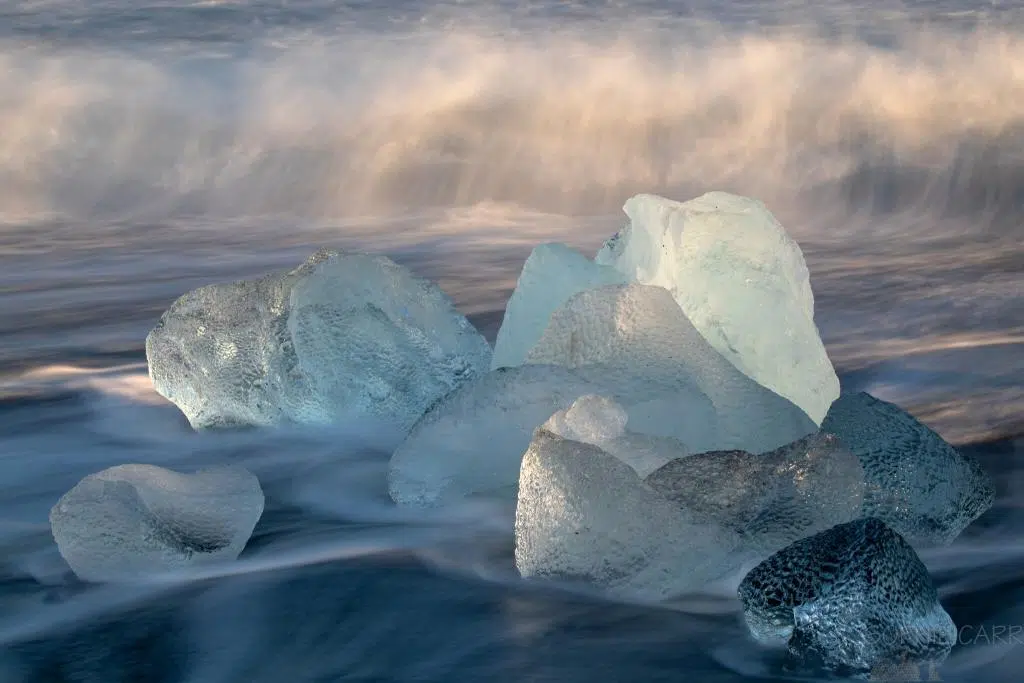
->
[0,26,1023,237]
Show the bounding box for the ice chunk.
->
[822,392,995,546]
[645,432,864,554]
[595,192,839,424]
[50,464,264,582]
[387,364,718,506]
[738,518,957,675]
[491,243,627,370]
[526,284,817,454]
[542,395,689,477]
[515,429,742,601]
[146,248,491,434]
[542,394,627,445]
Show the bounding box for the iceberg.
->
[595,192,839,424]
[515,428,743,601]
[50,464,264,582]
[738,518,957,676]
[146,249,491,433]
[822,392,995,546]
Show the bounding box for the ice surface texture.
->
[542,394,628,445]
[822,392,995,546]
[515,429,742,601]
[542,395,687,477]
[390,283,819,506]
[146,248,491,432]
[738,518,957,675]
[387,364,718,506]
[491,243,626,370]
[515,428,865,601]
[50,464,264,582]
[645,432,865,554]
[595,192,839,424]
[525,284,817,454]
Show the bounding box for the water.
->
[0,1,1022,680]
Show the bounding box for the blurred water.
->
[0,1,1022,681]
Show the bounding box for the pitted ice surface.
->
[146,248,491,435]
[822,392,995,546]
[50,464,264,582]
[738,518,957,675]
[515,429,743,601]
[646,432,864,554]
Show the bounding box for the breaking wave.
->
[1,23,1024,241]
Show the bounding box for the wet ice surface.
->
[738,518,958,675]
[146,248,490,432]
[50,463,265,583]
[645,433,866,554]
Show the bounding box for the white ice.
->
[595,192,839,424]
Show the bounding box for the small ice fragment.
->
[50,464,264,582]
[543,394,688,477]
[542,394,627,445]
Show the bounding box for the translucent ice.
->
[542,394,690,477]
[146,248,491,433]
[738,518,957,675]
[822,392,995,546]
[542,394,628,444]
[491,243,626,370]
[50,464,264,582]
[515,429,742,601]
[595,192,839,424]
[387,364,718,506]
[645,432,864,554]
[526,284,817,454]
